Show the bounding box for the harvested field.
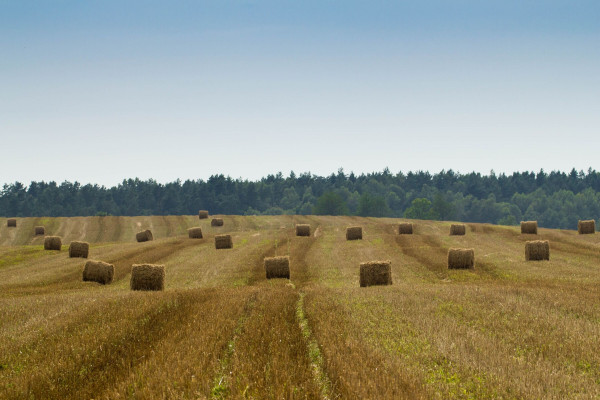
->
[1,215,600,399]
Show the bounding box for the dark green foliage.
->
[1,168,600,229]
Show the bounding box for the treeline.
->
[1,168,600,230]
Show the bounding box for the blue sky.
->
[1,1,599,186]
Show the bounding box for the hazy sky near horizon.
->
[1,1,599,186]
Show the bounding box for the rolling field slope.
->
[1,215,600,399]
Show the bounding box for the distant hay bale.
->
[44,236,62,251]
[188,227,203,239]
[296,224,310,237]
[447,248,474,269]
[359,260,392,287]
[215,234,233,249]
[520,221,538,234]
[34,226,45,235]
[346,226,363,240]
[7,219,16,227]
[82,260,114,285]
[264,256,290,279]
[449,224,466,236]
[136,229,153,242]
[69,241,89,258]
[211,218,224,227]
[525,240,550,261]
[399,223,413,235]
[578,220,596,235]
[198,210,209,219]
[130,264,165,291]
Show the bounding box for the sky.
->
[1,1,599,187]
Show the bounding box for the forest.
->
[2,168,600,230]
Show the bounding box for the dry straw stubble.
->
[450,224,466,236]
[296,224,310,236]
[188,227,203,239]
[215,234,233,249]
[359,260,392,287]
[578,220,596,234]
[130,264,165,291]
[136,229,153,242]
[346,226,363,240]
[521,221,538,234]
[44,236,62,251]
[447,248,475,269]
[211,218,224,227]
[399,223,413,234]
[82,260,114,284]
[264,256,290,279]
[525,240,550,261]
[69,241,89,258]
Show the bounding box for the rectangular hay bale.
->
[34,226,45,235]
[198,210,209,219]
[136,229,153,242]
[296,224,311,236]
[447,248,474,269]
[130,264,165,291]
[449,224,466,236]
[83,260,114,285]
[264,256,290,279]
[188,227,203,239]
[359,260,392,287]
[215,234,233,249]
[44,236,62,251]
[346,226,363,240]
[578,220,596,234]
[525,240,550,261]
[399,223,413,234]
[69,241,89,258]
[211,218,224,227]
[7,218,16,227]
[520,221,538,234]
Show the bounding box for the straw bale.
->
[578,220,596,234]
[69,241,89,258]
[525,240,550,261]
[264,256,290,279]
[211,218,224,227]
[188,227,203,239]
[136,229,153,242]
[7,219,16,227]
[130,264,165,291]
[450,224,466,236]
[34,226,45,235]
[447,248,474,269]
[198,210,209,219]
[359,260,392,287]
[215,234,233,249]
[296,224,310,236]
[399,223,413,234]
[83,260,114,285]
[346,226,363,240]
[44,236,62,251]
[521,221,538,234]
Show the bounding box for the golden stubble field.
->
[1,215,600,399]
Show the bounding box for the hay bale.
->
[82,260,114,284]
[520,221,538,234]
[578,220,596,235]
[130,264,165,291]
[399,223,413,234]
[525,240,550,261]
[34,226,45,235]
[346,226,363,240]
[359,261,392,287]
[447,248,474,269]
[215,234,233,249]
[296,224,310,237]
[198,210,209,219]
[449,224,466,236]
[44,236,62,251]
[7,219,16,227]
[136,229,153,242]
[211,218,224,227]
[69,241,89,258]
[188,227,203,239]
[264,256,290,279]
